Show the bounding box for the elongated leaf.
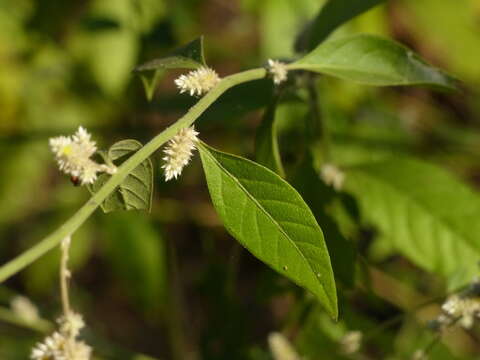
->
[344,156,480,281]
[255,97,285,177]
[296,0,387,52]
[290,34,457,90]
[134,36,205,72]
[198,142,337,318]
[89,139,153,213]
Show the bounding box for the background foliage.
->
[2,0,480,359]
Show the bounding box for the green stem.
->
[306,74,331,162]
[0,306,53,333]
[0,68,267,283]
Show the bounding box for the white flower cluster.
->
[440,294,480,329]
[268,332,301,360]
[339,331,362,355]
[49,127,116,185]
[31,312,91,360]
[162,126,199,181]
[175,66,220,96]
[267,59,288,85]
[412,349,426,360]
[320,163,345,191]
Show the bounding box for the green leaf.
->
[89,139,153,213]
[344,156,480,281]
[78,27,139,96]
[198,142,337,318]
[255,97,285,177]
[134,36,206,72]
[140,69,165,102]
[290,34,457,90]
[296,0,387,52]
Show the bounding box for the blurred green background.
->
[1,0,480,359]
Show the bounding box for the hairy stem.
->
[0,68,267,283]
[60,236,72,316]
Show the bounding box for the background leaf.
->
[292,157,356,288]
[344,156,480,283]
[89,139,153,213]
[290,34,457,90]
[255,96,285,177]
[296,0,387,52]
[198,142,338,318]
[102,212,167,314]
[134,36,206,72]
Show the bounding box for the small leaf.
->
[290,34,457,90]
[295,0,387,52]
[89,139,153,213]
[198,142,337,318]
[134,36,206,72]
[345,156,480,282]
[255,97,285,177]
[140,69,165,102]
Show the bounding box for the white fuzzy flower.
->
[339,331,362,354]
[412,350,426,360]
[58,312,85,338]
[31,331,66,360]
[49,126,116,185]
[441,295,480,329]
[31,312,92,360]
[68,341,92,360]
[268,332,300,360]
[320,163,345,191]
[162,126,199,181]
[174,66,220,96]
[11,296,39,323]
[268,59,288,85]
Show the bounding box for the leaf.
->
[81,28,139,96]
[344,156,480,282]
[134,36,206,72]
[140,69,165,102]
[198,142,337,318]
[259,0,322,58]
[401,0,480,83]
[255,97,285,177]
[295,0,387,52]
[290,34,457,90]
[89,139,153,213]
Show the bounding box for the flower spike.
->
[174,66,220,96]
[162,126,199,181]
[267,59,288,85]
[49,126,116,185]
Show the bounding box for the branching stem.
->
[0,68,267,283]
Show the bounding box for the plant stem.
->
[60,236,71,316]
[0,306,53,333]
[0,68,267,284]
[306,74,331,162]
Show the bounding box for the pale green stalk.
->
[0,306,53,333]
[0,68,266,283]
